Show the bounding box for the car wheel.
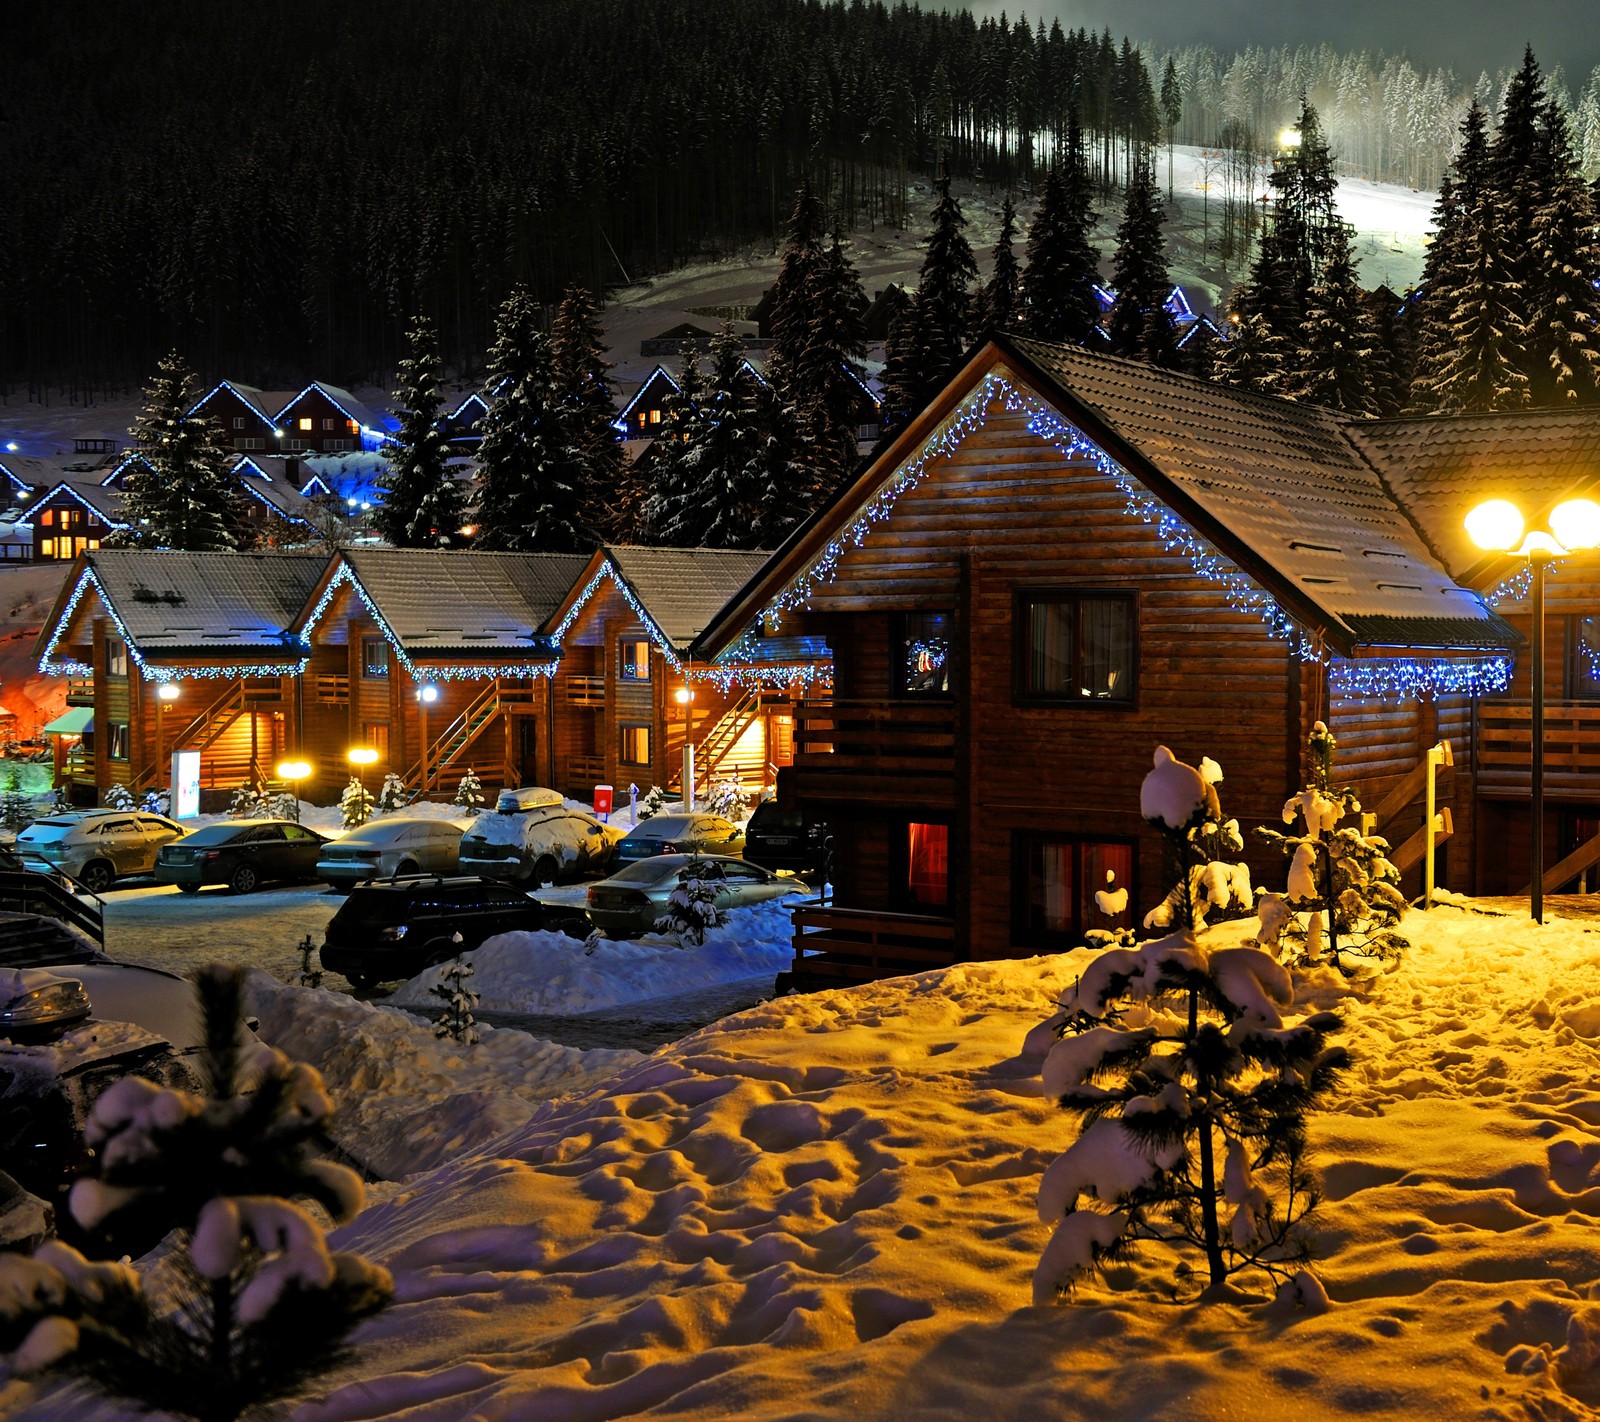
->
[395,859,419,877]
[177,883,201,895]
[532,855,559,888]
[79,861,114,895]
[228,864,260,894]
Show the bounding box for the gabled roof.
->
[15,479,128,526]
[1343,410,1600,584]
[187,380,279,430]
[273,382,388,435]
[37,550,325,670]
[302,549,589,662]
[606,546,773,650]
[614,366,681,431]
[0,456,56,497]
[98,452,155,489]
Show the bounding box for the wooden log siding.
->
[787,404,1317,957]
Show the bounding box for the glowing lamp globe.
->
[156,683,182,702]
[347,747,379,767]
[1551,498,1600,551]
[1279,128,1302,148]
[276,760,312,781]
[1465,500,1525,553]
[417,683,440,704]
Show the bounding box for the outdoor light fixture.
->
[1466,496,1600,922]
[156,684,181,702]
[347,747,378,766]
[674,687,693,705]
[1279,127,1302,148]
[275,760,312,823]
[416,683,440,704]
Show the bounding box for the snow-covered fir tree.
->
[430,944,479,1045]
[703,776,746,822]
[1030,751,1348,1301]
[886,177,977,420]
[1107,155,1170,360]
[1254,721,1408,976]
[139,789,170,816]
[653,857,730,947]
[376,772,407,814]
[0,966,391,1420]
[1288,225,1383,416]
[453,767,484,812]
[973,197,1022,334]
[1140,747,1254,933]
[1252,101,1340,319]
[1213,311,1291,397]
[113,352,242,552]
[549,283,626,534]
[374,315,462,549]
[229,783,265,818]
[637,784,668,820]
[102,783,136,812]
[474,289,590,552]
[1488,46,1549,297]
[791,233,869,499]
[1023,131,1103,346]
[339,775,375,829]
[1525,100,1600,405]
[765,182,828,416]
[0,767,31,832]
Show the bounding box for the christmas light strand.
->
[687,661,834,694]
[549,559,682,670]
[1328,655,1513,699]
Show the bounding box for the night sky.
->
[964,1,1600,85]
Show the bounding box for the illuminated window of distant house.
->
[619,724,651,766]
[619,638,651,681]
[1018,593,1135,704]
[905,822,949,909]
[1570,617,1600,700]
[894,612,952,695]
[649,409,662,424]
[106,640,128,677]
[298,417,313,432]
[1013,833,1135,948]
[360,637,389,679]
[39,510,53,527]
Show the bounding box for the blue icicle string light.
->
[550,559,682,670]
[1327,655,1513,700]
[688,661,833,695]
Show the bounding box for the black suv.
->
[742,802,824,877]
[320,876,546,989]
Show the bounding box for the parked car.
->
[316,817,465,887]
[493,786,562,815]
[154,819,327,894]
[742,801,825,877]
[320,876,548,988]
[458,801,624,886]
[16,810,187,893]
[584,854,801,938]
[614,813,745,865]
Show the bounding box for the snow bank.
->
[386,899,799,1016]
[242,972,641,1180]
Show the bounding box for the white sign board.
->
[172,751,201,819]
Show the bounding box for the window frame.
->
[618,722,652,767]
[889,817,952,914]
[1567,616,1600,702]
[105,721,130,761]
[891,610,955,699]
[106,640,128,678]
[1010,830,1138,950]
[618,637,653,683]
[360,637,390,680]
[1012,588,1138,708]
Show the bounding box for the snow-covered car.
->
[16,810,187,893]
[315,817,465,886]
[613,813,745,865]
[458,801,624,887]
[584,854,799,937]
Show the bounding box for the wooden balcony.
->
[566,675,606,708]
[65,678,94,706]
[786,698,956,808]
[787,902,959,990]
[313,673,350,705]
[1478,701,1600,798]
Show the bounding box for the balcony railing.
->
[788,901,958,990]
[65,678,94,706]
[786,698,956,805]
[1478,700,1600,793]
[566,675,606,707]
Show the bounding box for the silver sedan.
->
[583,854,803,938]
[315,817,467,886]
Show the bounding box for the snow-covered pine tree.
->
[1254,720,1408,976]
[374,315,462,549]
[113,352,241,552]
[453,767,484,812]
[1141,303,1182,370]
[638,784,668,820]
[653,857,729,946]
[1525,99,1600,406]
[339,776,375,828]
[474,289,590,552]
[703,776,746,822]
[550,283,626,534]
[1288,224,1383,416]
[0,766,31,832]
[973,197,1022,335]
[430,943,479,1045]
[0,966,391,1420]
[641,345,718,544]
[1488,46,1549,295]
[376,772,408,814]
[765,182,828,417]
[229,783,264,818]
[139,789,170,817]
[1107,154,1170,359]
[1160,58,1182,199]
[1030,751,1348,1302]
[879,297,923,435]
[1023,111,1101,346]
[1213,310,1291,397]
[1140,747,1254,933]
[793,233,869,499]
[102,783,136,812]
[908,176,978,399]
[1256,101,1340,314]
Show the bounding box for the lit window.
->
[40,538,54,558]
[39,509,52,527]
[1570,617,1600,700]
[361,638,390,679]
[906,822,949,908]
[619,724,651,766]
[298,417,313,432]
[619,639,651,681]
[1018,593,1135,703]
[1013,834,1135,947]
[649,409,662,424]
[895,612,952,696]
[106,722,130,760]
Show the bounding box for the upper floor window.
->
[619,638,651,682]
[895,611,952,696]
[1570,617,1600,700]
[106,640,128,677]
[39,509,53,528]
[232,416,245,430]
[361,637,390,679]
[298,417,313,432]
[1017,592,1135,704]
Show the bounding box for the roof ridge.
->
[1338,421,1460,596]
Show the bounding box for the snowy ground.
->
[15,898,1600,1419]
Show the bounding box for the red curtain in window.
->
[1082,841,1135,929]
[908,822,949,907]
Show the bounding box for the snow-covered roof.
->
[15,478,128,527]
[187,380,279,430]
[605,546,774,651]
[613,366,681,432]
[274,382,389,435]
[0,455,55,496]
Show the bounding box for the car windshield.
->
[17,821,76,844]
[749,804,802,832]
[631,816,694,839]
[606,858,691,884]
[175,823,250,847]
[338,821,407,845]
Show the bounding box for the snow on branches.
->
[653,857,730,947]
[340,775,375,829]
[431,944,480,1045]
[1141,748,1254,932]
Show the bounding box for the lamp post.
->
[347,746,378,789]
[1466,497,1600,923]
[416,682,439,796]
[275,759,312,823]
[155,683,180,787]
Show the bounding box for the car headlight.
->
[0,979,91,1030]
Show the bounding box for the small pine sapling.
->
[703,777,746,822]
[375,772,408,814]
[1085,870,1136,950]
[0,766,32,832]
[653,857,729,946]
[1031,750,1349,1303]
[339,776,375,829]
[267,791,299,822]
[453,767,485,812]
[1254,721,1407,976]
[1140,749,1254,932]
[102,784,136,812]
[0,965,391,1421]
[638,785,668,821]
[139,789,171,817]
[430,940,479,1044]
[229,783,264,819]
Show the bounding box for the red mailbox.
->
[594,784,614,820]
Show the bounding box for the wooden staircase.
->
[404,681,507,793]
[132,681,250,792]
[693,689,766,795]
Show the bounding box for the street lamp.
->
[347,745,378,792]
[275,759,312,823]
[416,683,439,795]
[1466,496,1600,922]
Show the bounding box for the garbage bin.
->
[594,784,614,821]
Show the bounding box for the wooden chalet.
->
[614,366,679,443]
[36,550,325,803]
[291,548,586,798]
[16,480,128,563]
[695,337,1524,989]
[273,383,386,454]
[542,546,813,801]
[187,381,285,453]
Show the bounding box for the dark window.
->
[283,825,319,843]
[619,724,651,766]
[619,638,652,681]
[361,638,390,679]
[1017,593,1135,703]
[106,640,128,677]
[105,722,130,760]
[1569,617,1600,700]
[1013,833,1136,948]
[895,612,952,696]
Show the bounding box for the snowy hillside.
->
[11,899,1600,1418]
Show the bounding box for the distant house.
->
[273,383,389,454]
[440,391,490,450]
[640,322,716,358]
[15,480,128,563]
[861,284,911,342]
[187,381,283,453]
[613,365,680,441]
[0,456,50,503]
